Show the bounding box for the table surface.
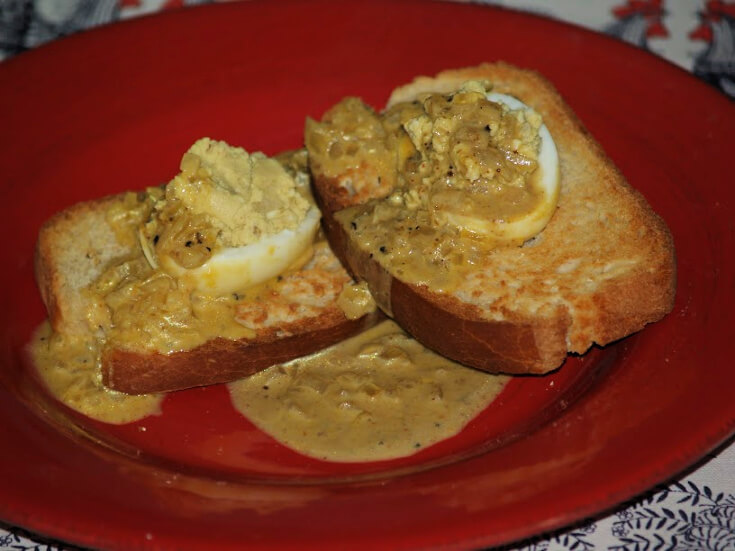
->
[0,1,733,550]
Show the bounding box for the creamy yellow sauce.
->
[90,252,258,354]
[29,319,507,460]
[228,321,508,462]
[28,322,163,424]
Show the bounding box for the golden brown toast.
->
[35,192,379,395]
[306,62,676,374]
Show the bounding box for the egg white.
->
[442,92,560,243]
[159,206,321,296]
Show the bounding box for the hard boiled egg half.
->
[430,91,560,245]
[141,139,321,296]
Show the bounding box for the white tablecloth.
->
[1,1,733,549]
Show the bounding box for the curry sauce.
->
[28,322,163,423]
[228,321,508,462]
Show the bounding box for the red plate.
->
[1,1,733,549]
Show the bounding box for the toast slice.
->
[35,186,379,396]
[306,62,676,374]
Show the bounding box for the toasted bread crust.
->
[103,309,377,394]
[35,192,380,394]
[310,63,676,374]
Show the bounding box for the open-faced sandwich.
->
[32,140,379,407]
[305,62,676,374]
